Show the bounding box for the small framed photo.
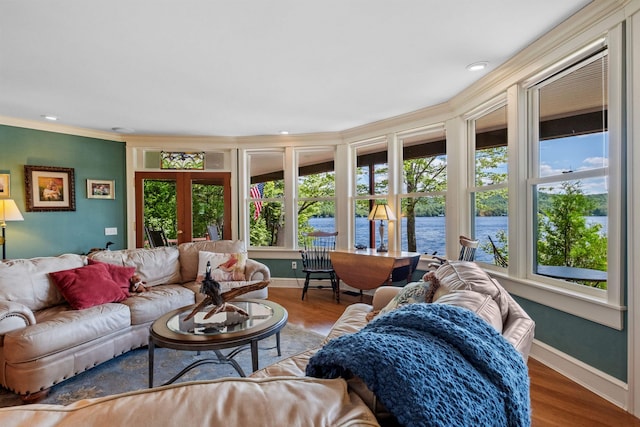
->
[25,165,76,212]
[0,174,9,198]
[87,179,115,200]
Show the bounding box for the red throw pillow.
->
[50,263,130,310]
[87,259,135,292]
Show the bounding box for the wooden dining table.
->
[329,249,422,291]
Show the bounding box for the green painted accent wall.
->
[514,296,627,381]
[0,125,127,258]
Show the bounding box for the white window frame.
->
[465,96,509,269]
[505,33,625,329]
[242,148,288,249]
[295,147,337,247]
[350,136,395,250]
[396,124,448,255]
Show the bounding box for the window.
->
[398,125,447,255]
[468,103,508,267]
[248,151,285,247]
[528,49,609,291]
[297,149,336,244]
[354,139,389,249]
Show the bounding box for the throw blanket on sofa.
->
[306,303,530,427]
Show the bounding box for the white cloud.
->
[582,156,609,167]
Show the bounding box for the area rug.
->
[0,324,323,408]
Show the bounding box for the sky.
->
[539,132,609,194]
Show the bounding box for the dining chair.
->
[145,226,171,248]
[207,225,220,241]
[427,235,479,270]
[299,231,340,302]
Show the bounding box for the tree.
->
[475,146,508,216]
[143,180,177,238]
[537,181,607,285]
[402,156,446,251]
[191,183,224,238]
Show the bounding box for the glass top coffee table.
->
[149,299,288,387]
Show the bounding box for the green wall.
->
[0,125,127,258]
[514,296,626,381]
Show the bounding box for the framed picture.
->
[87,179,115,200]
[24,165,76,212]
[0,174,9,198]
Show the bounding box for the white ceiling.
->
[0,0,591,137]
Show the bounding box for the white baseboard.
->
[530,339,629,411]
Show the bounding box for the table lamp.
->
[368,203,396,252]
[1,199,24,260]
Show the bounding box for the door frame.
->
[135,171,231,247]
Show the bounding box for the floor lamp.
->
[1,199,24,260]
[368,203,396,252]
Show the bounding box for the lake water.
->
[308,216,607,264]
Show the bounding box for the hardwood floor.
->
[267,287,640,427]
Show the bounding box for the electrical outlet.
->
[291,261,297,270]
[104,227,118,236]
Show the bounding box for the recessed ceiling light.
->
[466,61,489,72]
[41,114,58,121]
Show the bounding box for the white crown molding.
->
[0,115,124,142]
[449,0,632,115]
[125,131,341,148]
[340,102,452,143]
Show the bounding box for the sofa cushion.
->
[178,240,246,282]
[119,284,195,325]
[0,254,85,312]
[89,247,181,287]
[434,289,504,333]
[196,251,247,282]
[4,303,130,363]
[435,261,509,322]
[49,264,130,310]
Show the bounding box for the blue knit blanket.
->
[306,303,530,427]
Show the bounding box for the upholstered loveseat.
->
[0,240,270,400]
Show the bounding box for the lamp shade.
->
[0,199,24,224]
[368,203,396,221]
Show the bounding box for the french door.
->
[135,172,231,247]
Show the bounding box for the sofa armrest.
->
[502,297,536,361]
[244,259,271,282]
[371,287,402,311]
[0,301,36,337]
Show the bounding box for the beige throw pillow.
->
[196,251,247,283]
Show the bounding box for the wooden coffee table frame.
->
[148,299,288,387]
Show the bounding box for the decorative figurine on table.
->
[183,261,269,321]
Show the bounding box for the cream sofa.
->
[0,240,270,400]
[0,260,534,426]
